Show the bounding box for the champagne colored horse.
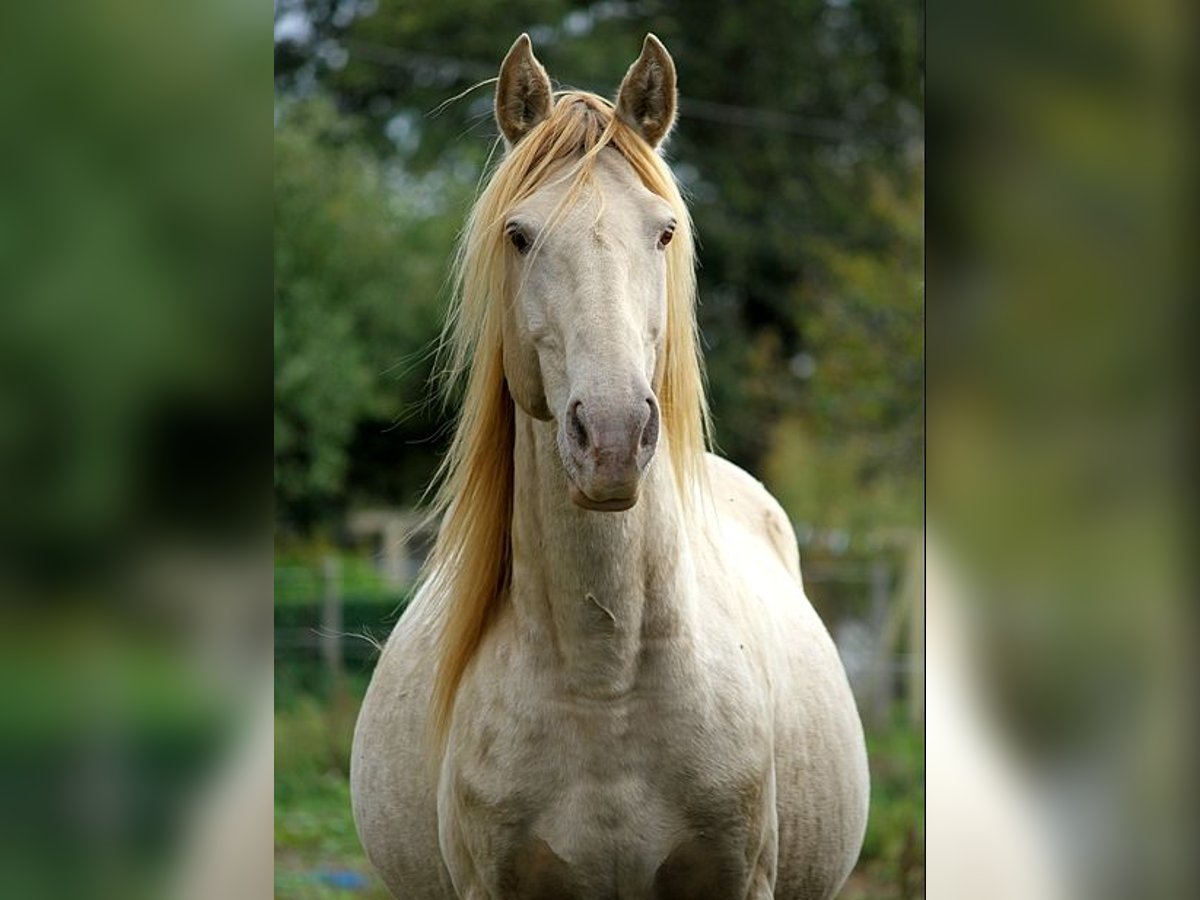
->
[351,34,868,900]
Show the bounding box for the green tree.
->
[273,1,924,529]
[764,166,924,532]
[274,97,465,528]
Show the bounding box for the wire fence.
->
[274,523,923,730]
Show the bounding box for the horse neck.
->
[509,406,695,697]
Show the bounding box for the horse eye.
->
[508,227,531,255]
[658,226,675,249]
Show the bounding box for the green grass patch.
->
[275,554,410,607]
[845,714,925,899]
[275,692,392,898]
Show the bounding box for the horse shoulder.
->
[700,456,869,898]
[703,453,801,582]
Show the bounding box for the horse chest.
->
[441,674,776,899]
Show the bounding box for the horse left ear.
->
[615,34,677,149]
[496,34,553,147]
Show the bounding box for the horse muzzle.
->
[559,392,660,511]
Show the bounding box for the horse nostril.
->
[640,397,660,450]
[568,399,589,450]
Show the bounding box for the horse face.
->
[504,149,675,511]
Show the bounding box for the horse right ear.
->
[495,34,553,147]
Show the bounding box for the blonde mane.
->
[423,91,711,749]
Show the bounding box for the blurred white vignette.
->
[926,0,1195,895]
[0,1,1196,899]
[0,2,272,899]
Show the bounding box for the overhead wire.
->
[304,38,917,143]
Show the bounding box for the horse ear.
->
[495,34,553,147]
[614,34,677,149]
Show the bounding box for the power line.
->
[679,97,901,142]
[303,39,916,143]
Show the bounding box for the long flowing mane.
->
[421,91,710,749]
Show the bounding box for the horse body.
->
[353,447,866,899]
[351,34,867,900]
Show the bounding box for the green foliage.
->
[4,2,264,567]
[764,171,924,531]
[803,172,924,463]
[274,1,926,535]
[850,715,926,899]
[272,2,924,532]
[274,97,466,524]
[275,695,393,898]
[765,419,921,534]
[273,553,411,606]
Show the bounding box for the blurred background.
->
[272,1,923,898]
[925,0,1195,896]
[2,3,270,900]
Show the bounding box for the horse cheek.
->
[503,319,552,421]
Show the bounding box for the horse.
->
[351,34,869,900]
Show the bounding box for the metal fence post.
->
[908,533,925,726]
[321,555,344,686]
[869,557,891,730]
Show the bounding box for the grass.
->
[275,691,391,899]
[275,687,923,899]
[275,554,409,607]
[844,714,926,899]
